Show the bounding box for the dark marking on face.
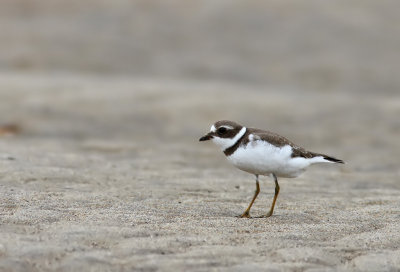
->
[213,120,243,139]
[199,120,244,142]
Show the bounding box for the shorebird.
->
[199,120,344,218]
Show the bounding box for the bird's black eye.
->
[217,127,228,135]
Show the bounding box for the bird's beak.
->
[199,133,213,141]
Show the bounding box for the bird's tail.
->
[322,155,344,164]
[309,152,344,164]
[309,153,344,164]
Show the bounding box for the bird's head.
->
[199,120,246,151]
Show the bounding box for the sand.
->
[0,74,399,271]
[1,1,400,271]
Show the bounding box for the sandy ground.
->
[1,1,400,271]
[0,73,399,271]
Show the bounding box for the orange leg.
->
[239,175,260,218]
[259,173,280,218]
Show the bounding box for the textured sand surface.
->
[0,74,399,271]
[1,1,400,271]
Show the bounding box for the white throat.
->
[212,127,247,151]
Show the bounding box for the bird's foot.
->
[237,211,251,218]
[256,211,273,218]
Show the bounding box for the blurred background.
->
[0,0,399,179]
[1,0,399,93]
[1,0,399,164]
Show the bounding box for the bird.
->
[199,120,344,218]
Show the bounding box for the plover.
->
[199,120,344,218]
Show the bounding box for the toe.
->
[238,212,251,218]
[256,213,272,218]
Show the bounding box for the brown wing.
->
[248,128,317,159]
[249,128,344,163]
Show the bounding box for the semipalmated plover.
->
[199,120,344,218]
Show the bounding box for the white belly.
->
[226,141,311,178]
